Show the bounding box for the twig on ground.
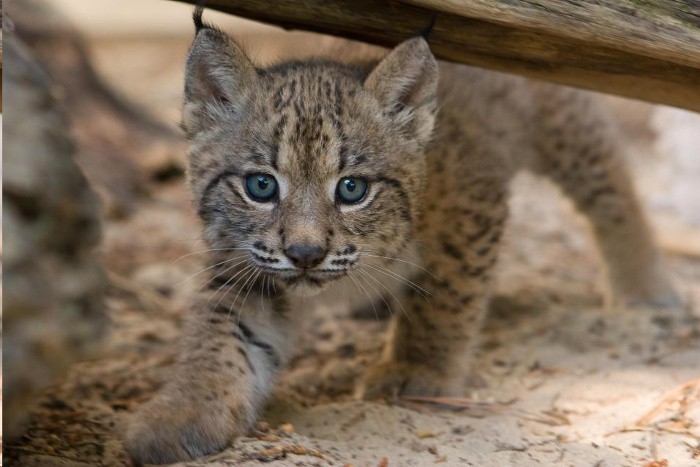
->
[650,428,659,461]
[636,378,700,427]
[399,395,516,417]
[515,409,572,427]
[605,425,699,441]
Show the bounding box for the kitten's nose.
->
[284,244,327,269]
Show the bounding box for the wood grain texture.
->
[172,0,700,112]
[415,1,700,68]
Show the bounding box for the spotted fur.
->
[125,11,678,464]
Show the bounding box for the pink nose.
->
[284,244,327,269]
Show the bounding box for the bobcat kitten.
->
[126,9,678,464]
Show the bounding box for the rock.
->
[3,31,107,440]
[7,0,186,219]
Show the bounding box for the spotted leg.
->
[360,176,508,398]
[125,278,291,464]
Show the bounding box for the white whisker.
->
[237,269,262,326]
[363,263,432,299]
[359,266,411,322]
[209,263,254,312]
[173,247,251,263]
[206,265,254,326]
[175,254,248,287]
[360,251,439,280]
[348,272,379,323]
[357,269,392,319]
[232,268,260,325]
[197,257,250,293]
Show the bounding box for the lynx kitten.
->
[126,9,677,464]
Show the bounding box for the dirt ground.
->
[5,10,700,467]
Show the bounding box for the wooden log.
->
[172,0,700,112]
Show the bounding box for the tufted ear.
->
[364,37,438,144]
[183,10,258,134]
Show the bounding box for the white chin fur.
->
[284,281,327,297]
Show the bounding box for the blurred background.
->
[3,0,700,465]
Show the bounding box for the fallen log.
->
[172,0,700,112]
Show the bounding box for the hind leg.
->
[534,91,678,307]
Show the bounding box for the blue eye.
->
[336,177,368,204]
[245,174,278,202]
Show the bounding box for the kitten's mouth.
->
[253,269,344,297]
[258,267,349,286]
[290,269,348,282]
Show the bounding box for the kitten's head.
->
[184,15,438,295]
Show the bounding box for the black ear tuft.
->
[193,4,205,35]
[417,13,437,41]
[183,11,258,134]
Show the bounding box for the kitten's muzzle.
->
[284,244,328,269]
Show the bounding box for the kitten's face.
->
[184,28,437,295]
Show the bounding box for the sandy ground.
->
[6,5,700,466]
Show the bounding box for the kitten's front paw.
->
[357,361,472,400]
[125,393,250,465]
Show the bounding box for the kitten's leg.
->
[125,281,291,464]
[360,177,508,398]
[534,91,679,307]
